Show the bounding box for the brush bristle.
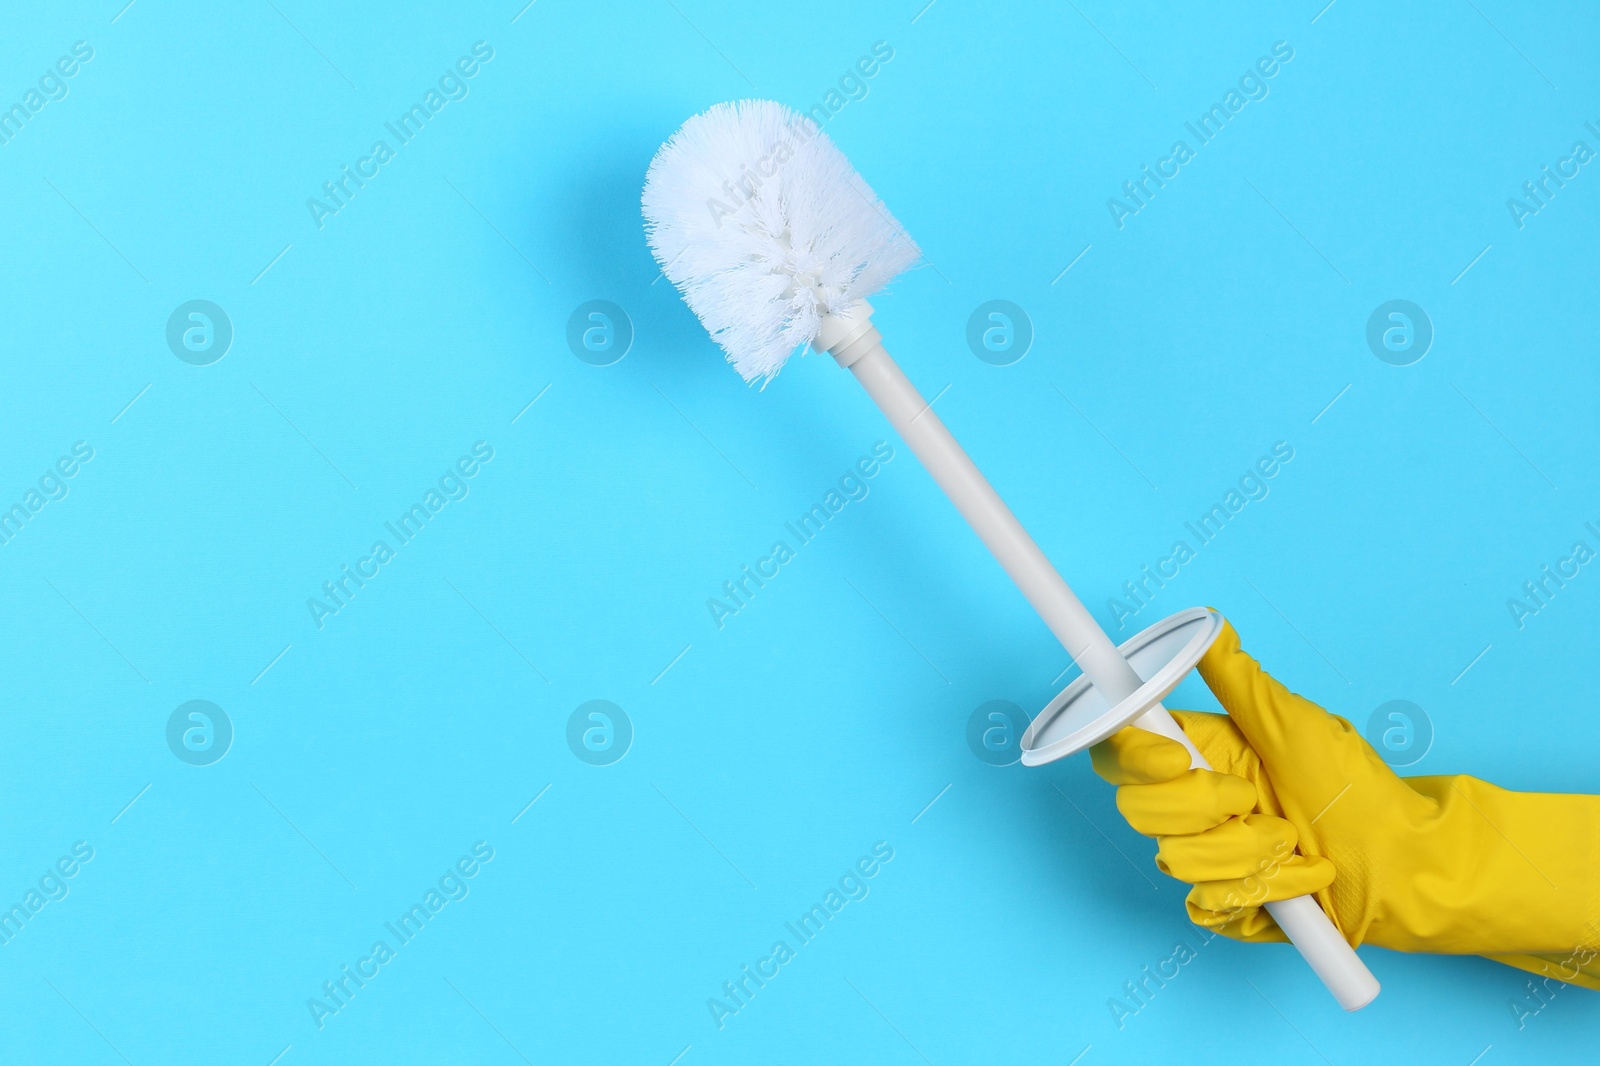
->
[642,100,920,385]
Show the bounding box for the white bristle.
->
[642,99,920,385]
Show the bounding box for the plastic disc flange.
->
[1020,607,1224,767]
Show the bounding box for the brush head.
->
[642,100,920,385]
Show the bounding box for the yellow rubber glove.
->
[1090,619,1600,989]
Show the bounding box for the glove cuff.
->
[1348,777,1600,956]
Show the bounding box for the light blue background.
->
[2,0,1598,1062]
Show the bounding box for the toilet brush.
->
[642,99,1378,1010]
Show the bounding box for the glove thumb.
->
[1194,619,1399,829]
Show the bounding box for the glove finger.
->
[1154,813,1298,882]
[1187,854,1337,914]
[1091,725,1192,786]
[1185,897,1286,943]
[1165,710,1267,785]
[1195,619,1395,823]
[1115,770,1257,836]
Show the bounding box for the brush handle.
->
[1130,705,1379,1010]
[818,305,1378,1010]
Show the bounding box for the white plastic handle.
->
[820,303,1379,1010]
[1133,705,1380,1010]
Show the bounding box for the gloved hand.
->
[1091,618,1600,989]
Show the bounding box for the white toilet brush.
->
[642,99,1379,1011]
